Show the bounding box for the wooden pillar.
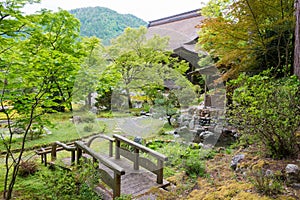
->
[77,147,82,165]
[115,140,120,159]
[109,141,113,157]
[157,160,164,184]
[40,148,45,164]
[71,150,75,166]
[44,154,47,167]
[134,148,139,170]
[51,143,57,162]
[113,173,121,198]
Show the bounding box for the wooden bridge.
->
[35,134,169,199]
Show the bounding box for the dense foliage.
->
[229,72,300,158]
[95,27,193,112]
[199,0,295,80]
[0,1,97,199]
[69,7,147,45]
[41,164,100,200]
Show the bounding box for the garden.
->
[1,0,300,199]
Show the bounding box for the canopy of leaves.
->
[198,0,295,80]
[0,3,91,198]
[94,27,194,111]
[69,6,147,45]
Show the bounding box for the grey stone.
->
[176,126,194,142]
[290,183,300,189]
[230,154,245,170]
[196,127,205,134]
[134,136,143,144]
[199,130,215,140]
[285,164,299,174]
[181,121,189,127]
[42,126,52,135]
[72,116,82,124]
[189,119,195,129]
[285,164,300,184]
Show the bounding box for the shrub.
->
[250,169,283,196]
[41,163,100,200]
[81,115,95,123]
[18,160,38,177]
[229,72,300,159]
[184,154,206,178]
[83,124,94,132]
[158,143,206,178]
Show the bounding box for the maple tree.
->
[199,0,295,80]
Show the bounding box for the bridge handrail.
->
[85,134,114,157]
[113,134,167,184]
[113,134,168,161]
[75,141,125,175]
[86,134,115,146]
[54,141,76,151]
[75,140,125,198]
[51,141,76,165]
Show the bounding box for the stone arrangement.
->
[172,106,237,148]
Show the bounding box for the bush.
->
[83,124,94,132]
[18,160,38,177]
[229,72,300,159]
[250,169,283,196]
[184,154,206,178]
[158,143,206,178]
[41,163,100,200]
[81,115,95,123]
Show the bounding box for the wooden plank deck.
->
[50,136,169,199]
[97,156,169,199]
[61,155,169,199]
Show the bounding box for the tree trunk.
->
[85,92,92,108]
[125,87,132,109]
[294,0,300,79]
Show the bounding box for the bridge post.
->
[134,148,139,170]
[157,160,164,184]
[109,140,113,157]
[113,173,121,198]
[77,147,82,165]
[43,153,47,166]
[115,140,120,159]
[51,143,57,162]
[71,150,75,166]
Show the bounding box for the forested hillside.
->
[69,7,147,45]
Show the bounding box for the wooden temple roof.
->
[146,9,206,69]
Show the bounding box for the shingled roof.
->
[146,9,206,68]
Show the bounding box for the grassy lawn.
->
[0,112,108,152]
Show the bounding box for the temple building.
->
[146,9,225,108]
[146,9,206,83]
